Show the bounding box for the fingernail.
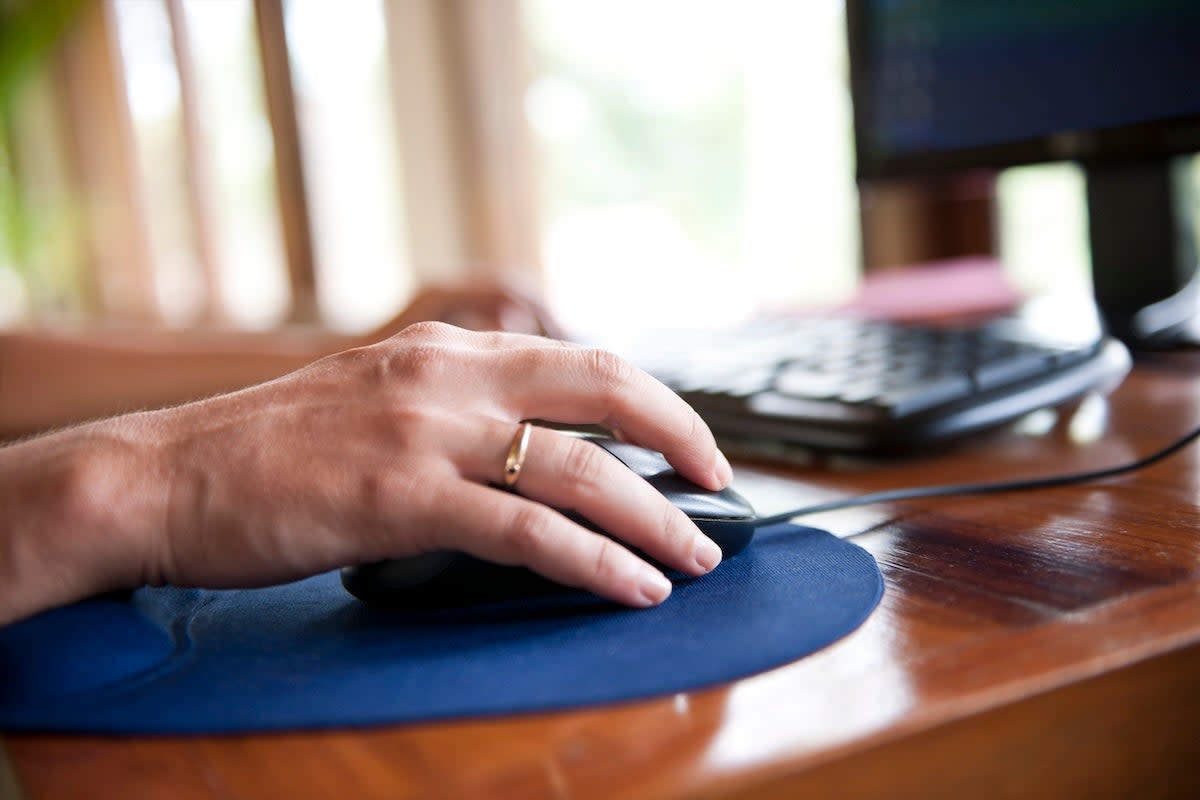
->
[713,449,734,487]
[694,535,723,573]
[638,569,672,606]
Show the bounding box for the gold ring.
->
[503,422,533,489]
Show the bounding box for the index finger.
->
[495,345,732,491]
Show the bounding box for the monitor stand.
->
[1086,157,1200,350]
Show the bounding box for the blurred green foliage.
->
[0,0,85,291]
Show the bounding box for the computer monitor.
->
[847,0,1200,347]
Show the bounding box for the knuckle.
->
[503,503,553,560]
[396,319,456,343]
[659,500,680,538]
[375,342,447,385]
[591,536,622,584]
[474,329,513,351]
[581,348,634,397]
[659,501,691,551]
[685,411,706,449]
[562,440,609,498]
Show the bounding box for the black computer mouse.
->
[341,436,757,608]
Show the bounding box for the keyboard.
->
[638,310,1132,455]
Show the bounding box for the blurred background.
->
[1,0,1195,340]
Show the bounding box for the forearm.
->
[0,326,360,438]
[0,414,166,626]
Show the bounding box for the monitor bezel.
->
[846,0,1200,182]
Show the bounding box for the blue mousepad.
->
[0,523,882,734]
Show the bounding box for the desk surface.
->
[5,358,1200,799]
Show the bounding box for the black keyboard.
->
[640,311,1132,455]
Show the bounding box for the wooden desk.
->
[5,359,1200,799]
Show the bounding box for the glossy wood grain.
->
[6,361,1200,799]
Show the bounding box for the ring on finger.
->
[503,422,534,489]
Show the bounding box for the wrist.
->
[0,414,169,625]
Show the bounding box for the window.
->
[282,0,410,332]
[181,0,290,329]
[9,1,1153,337]
[2,0,432,332]
[997,164,1090,300]
[522,0,860,337]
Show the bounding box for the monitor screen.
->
[849,0,1200,179]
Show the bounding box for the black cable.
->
[754,422,1200,527]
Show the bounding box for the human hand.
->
[123,323,731,608]
[370,277,563,340]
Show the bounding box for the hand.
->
[112,323,731,610]
[0,278,555,441]
[371,278,563,340]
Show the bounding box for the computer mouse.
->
[341,436,757,608]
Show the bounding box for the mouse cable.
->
[753,422,1200,527]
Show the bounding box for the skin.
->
[0,278,560,439]
[0,322,732,626]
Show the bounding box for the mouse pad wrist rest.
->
[0,523,883,735]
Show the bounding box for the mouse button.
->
[586,437,673,478]
[649,475,756,521]
[694,518,756,558]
